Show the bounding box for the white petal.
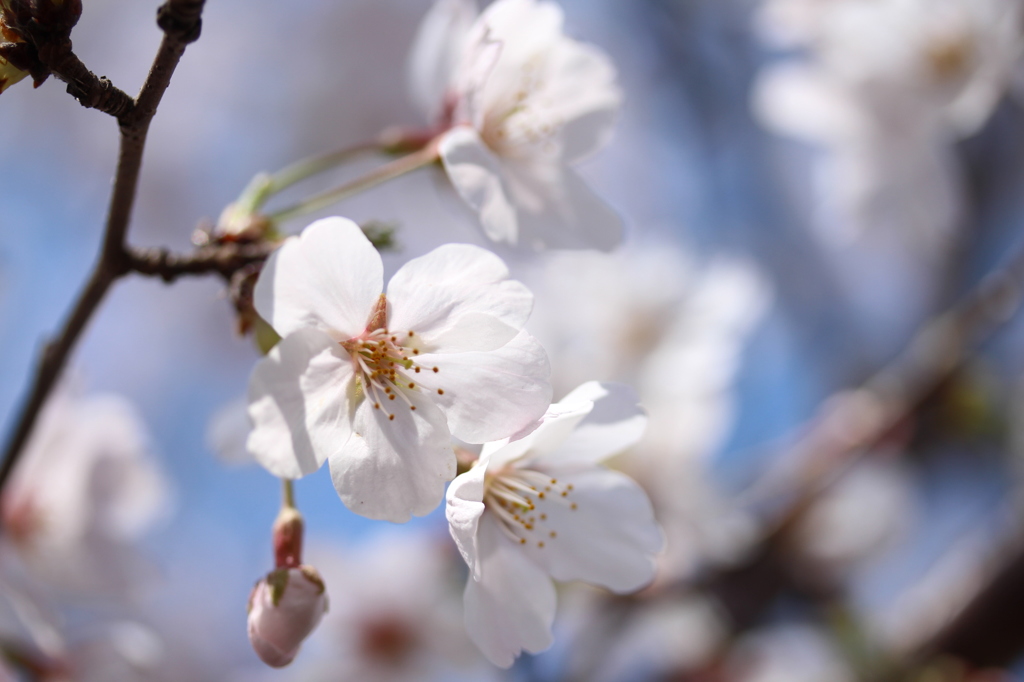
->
[254,217,383,340]
[534,40,621,163]
[327,390,455,522]
[439,129,624,250]
[408,0,478,122]
[475,0,564,72]
[503,163,624,252]
[463,513,556,668]
[386,243,533,352]
[445,460,488,579]
[483,398,593,470]
[520,467,662,593]
[439,126,520,245]
[414,330,552,443]
[534,382,646,467]
[246,328,356,479]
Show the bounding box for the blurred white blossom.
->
[0,387,170,600]
[290,534,492,682]
[755,0,1023,245]
[726,625,854,682]
[205,396,255,467]
[796,455,916,571]
[523,242,769,579]
[409,0,624,249]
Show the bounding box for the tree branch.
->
[39,46,135,119]
[0,0,206,496]
[913,532,1024,668]
[126,241,276,283]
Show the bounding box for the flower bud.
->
[247,565,328,668]
[215,201,273,243]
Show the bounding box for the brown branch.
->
[914,532,1024,668]
[0,0,206,496]
[39,45,135,119]
[127,241,276,283]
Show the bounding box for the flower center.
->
[480,57,561,159]
[926,31,974,83]
[484,466,577,549]
[342,328,443,422]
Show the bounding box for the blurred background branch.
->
[0,0,207,498]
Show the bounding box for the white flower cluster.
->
[240,0,665,668]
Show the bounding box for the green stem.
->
[235,142,383,215]
[269,142,382,195]
[282,478,295,509]
[267,143,441,225]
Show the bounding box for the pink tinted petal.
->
[519,467,662,593]
[446,459,488,579]
[327,390,455,522]
[254,217,383,340]
[463,513,556,668]
[247,328,355,479]
[414,330,552,443]
[531,382,646,467]
[386,243,533,351]
[439,127,520,244]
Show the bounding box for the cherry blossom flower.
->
[0,388,170,600]
[408,0,624,250]
[247,216,551,522]
[446,381,662,667]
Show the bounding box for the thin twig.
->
[0,0,206,495]
[126,241,276,283]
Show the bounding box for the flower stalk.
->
[266,140,441,225]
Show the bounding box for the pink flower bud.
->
[247,565,328,668]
